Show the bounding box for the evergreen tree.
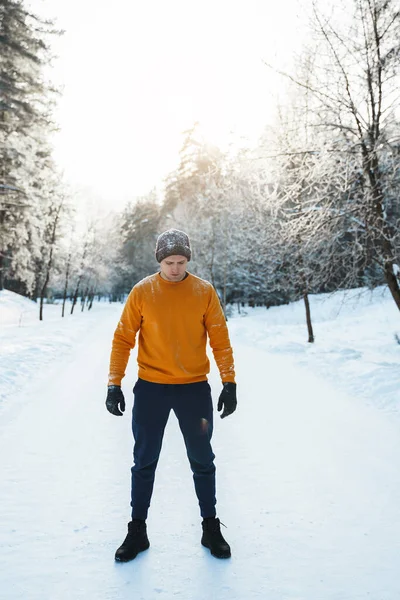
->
[0,0,60,291]
[113,191,161,294]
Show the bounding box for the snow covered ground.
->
[1,286,400,600]
[0,291,123,409]
[228,286,400,416]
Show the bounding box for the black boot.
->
[115,520,150,562]
[201,517,231,558]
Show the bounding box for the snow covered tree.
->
[0,185,30,291]
[0,0,61,293]
[163,123,222,218]
[162,127,287,312]
[271,0,400,310]
[162,130,234,312]
[112,190,161,294]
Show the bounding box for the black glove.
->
[217,382,237,419]
[106,385,126,416]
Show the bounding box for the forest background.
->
[1,0,399,338]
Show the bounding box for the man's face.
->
[160,255,188,282]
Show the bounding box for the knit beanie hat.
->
[155,229,191,263]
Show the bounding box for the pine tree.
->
[0,0,60,291]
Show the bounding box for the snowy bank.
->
[0,290,122,408]
[229,286,400,416]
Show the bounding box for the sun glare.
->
[28,0,307,203]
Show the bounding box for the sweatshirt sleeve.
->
[204,286,236,383]
[108,287,142,386]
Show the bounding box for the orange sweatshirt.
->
[108,272,235,386]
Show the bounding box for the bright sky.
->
[29,0,308,207]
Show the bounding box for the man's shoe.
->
[115,520,150,562]
[201,517,231,558]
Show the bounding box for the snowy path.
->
[1,310,400,600]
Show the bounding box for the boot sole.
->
[115,541,150,562]
[201,540,231,559]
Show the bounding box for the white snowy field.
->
[228,286,400,416]
[1,286,400,600]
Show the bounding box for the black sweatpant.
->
[130,378,216,520]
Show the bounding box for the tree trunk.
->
[88,291,94,310]
[61,254,71,318]
[81,286,89,312]
[303,292,314,343]
[222,217,228,319]
[366,153,400,312]
[39,294,45,321]
[0,254,4,290]
[222,261,227,319]
[70,282,80,315]
[39,259,51,321]
[71,240,89,315]
[209,234,216,288]
[384,262,400,312]
[38,198,64,320]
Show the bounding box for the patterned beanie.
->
[155,229,191,263]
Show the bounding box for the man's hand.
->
[106,385,126,416]
[217,382,237,419]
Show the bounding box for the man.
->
[106,228,237,562]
